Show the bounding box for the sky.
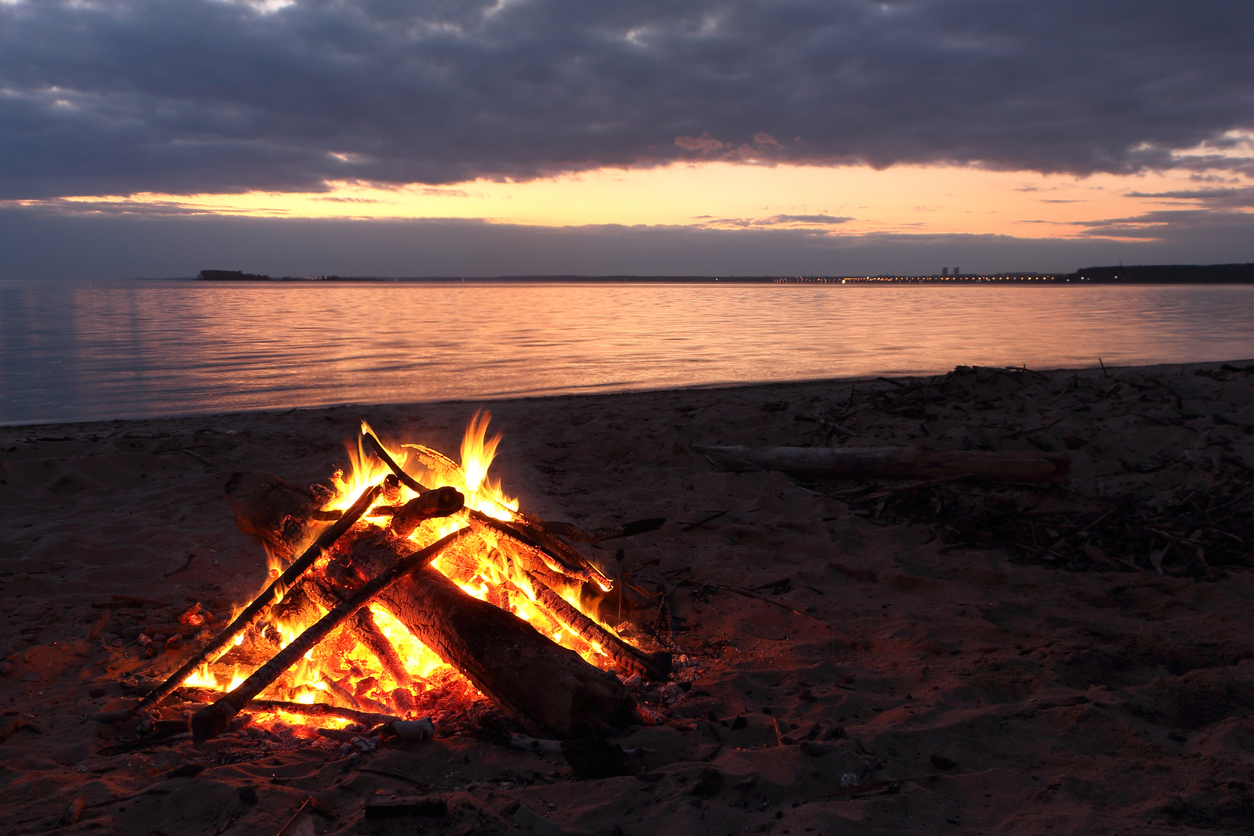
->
[1,0,1252,279]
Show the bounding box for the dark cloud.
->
[1076,207,1254,242]
[1125,187,1254,208]
[1,0,1252,199]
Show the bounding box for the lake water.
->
[2,280,1252,426]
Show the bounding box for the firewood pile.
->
[100,415,673,753]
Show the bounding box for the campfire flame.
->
[182,411,631,731]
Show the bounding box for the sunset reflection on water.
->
[2,281,1252,424]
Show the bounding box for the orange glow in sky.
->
[29,159,1252,241]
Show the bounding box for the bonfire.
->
[118,412,669,749]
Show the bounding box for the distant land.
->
[196,263,1254,284]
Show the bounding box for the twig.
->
[522,570,671,680]
[680,510,729,531]
[362,428,429,494]
[163,553,196,578]
[87,611,111,641]
[177,448,212,466]
[250,700,400,727]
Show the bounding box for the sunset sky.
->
[2,0,1251,279]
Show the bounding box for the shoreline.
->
[4,358,1252,433]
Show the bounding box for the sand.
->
[2,360,1254,835]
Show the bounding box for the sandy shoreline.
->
[3,360,1254,835]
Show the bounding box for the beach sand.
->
[2,360,1254,835]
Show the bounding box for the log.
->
[343,531,639,737]
[223,472,337,560]
[694,444,1069,483]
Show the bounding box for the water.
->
[2,280,1252,425]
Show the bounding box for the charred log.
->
[344,531,639,737]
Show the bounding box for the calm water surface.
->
[2,280,1252,425]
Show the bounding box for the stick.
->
[362,427,429,495]
[522,571,671,681]
[250,700,400,727]
[191,526,472,742]
[466,510,601,585]
[136,479,390,715]
[300,577,420,693]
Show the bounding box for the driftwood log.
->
[695,444,1069,483]
[339,531,639,736]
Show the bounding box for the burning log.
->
[135,479,391,715]
[695,444,1070,483]
[191,527,474,742]
[342,531,639,737]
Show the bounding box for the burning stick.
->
[249,700,401,728]
[362,425,428,495]
[519,571,671,681]
[191,527,474,742]
[466,509,606,586]
[136,479,391,715]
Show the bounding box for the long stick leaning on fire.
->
[133,476,397,716]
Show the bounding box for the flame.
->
[189,412,638,732]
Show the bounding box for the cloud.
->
[693,212,854,229]
[1,0,1252,199]
[1125,187,1254,208]
[1075,206,1254,243]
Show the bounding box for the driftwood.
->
[135,479,391,715]
[695,444,1069,483]
[342,531,638,737]
[223,472,339,560]
[191,527,474,742]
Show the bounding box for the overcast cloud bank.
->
[2,0,1252,200]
